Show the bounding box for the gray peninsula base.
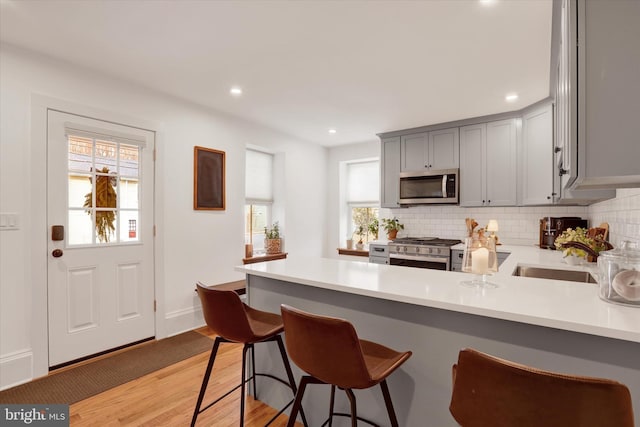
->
[246,274,640,426]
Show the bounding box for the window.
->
[346,160,380,243]
[66,126,144,246]
[245,149,274,254]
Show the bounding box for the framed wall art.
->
[194,146,225,210]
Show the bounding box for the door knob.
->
[52,249,63,258]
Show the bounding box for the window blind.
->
[347,160,379,203]
[245,149,273,202]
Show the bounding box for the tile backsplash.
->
[589,188,640,247]
[380,188,640,247]
[380,206,588,246]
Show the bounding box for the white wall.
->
[0,44,327,388]
[325,141,380,259]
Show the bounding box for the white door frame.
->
[30,94,166,379]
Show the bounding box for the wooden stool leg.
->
[250,343,257,399]
[240,344,250,427]
[287,376,312,427]
[328,385,336,427]
[345,388,357,427]
[380,379,399,427]
[191,337,222,427]
[275,335,309,427]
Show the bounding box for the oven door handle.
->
[390,254,448,263]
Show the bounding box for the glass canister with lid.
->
[597,241,640,306]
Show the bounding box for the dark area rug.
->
[0,331,213,404]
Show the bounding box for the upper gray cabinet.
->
[380,137,401,208]
[460,119,517,207]
[521,102,554,205]
[554,0,639,195]
[400,127,459,172]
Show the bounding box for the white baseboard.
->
[164,306,205,338]
[0,350,33,391]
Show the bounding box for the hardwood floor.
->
[69,327,301,426]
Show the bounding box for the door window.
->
[67,134,141,246]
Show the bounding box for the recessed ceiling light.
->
[328,129,337,134]
[505,93,519,102]
[230,87,243,96]
[479,0,497,6]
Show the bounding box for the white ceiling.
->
[0,0,552,147]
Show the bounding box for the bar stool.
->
[280,304,412,427]
[191,283,307,427]
[449,348,635,427]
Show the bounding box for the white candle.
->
[472,247,489,274]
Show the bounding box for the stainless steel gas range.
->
[387,237,462,271]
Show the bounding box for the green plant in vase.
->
[368,218,380,241]
[381,217,404,240]
[264,222,282,254]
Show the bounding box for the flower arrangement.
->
[83,167,117,243]
[554,227,607,260]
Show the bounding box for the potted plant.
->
[264,221,282,254]
[354,225,366,250]
[382,217,404,240]
[368,218,380,241]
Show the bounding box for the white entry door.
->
[47,110,155,366]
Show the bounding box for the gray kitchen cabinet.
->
[521,102,554,205]
[460,119,517,207]
[401,127,459,172]
[459,124,486,207]
[552,0,638,199]
[486,119,518,206]
[401,132,428,171]
[380,137,401,208]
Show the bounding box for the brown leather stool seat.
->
[191,283,307,427]
[449,348,635,427]
[281,304,412,427]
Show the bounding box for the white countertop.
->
[236,245,640,344]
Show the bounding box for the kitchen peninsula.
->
[236,249,640,426]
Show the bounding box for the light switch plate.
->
[0,213,20,230]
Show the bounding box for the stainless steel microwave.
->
[399,168,459,205]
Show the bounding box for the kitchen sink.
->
[513,266,597,284]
